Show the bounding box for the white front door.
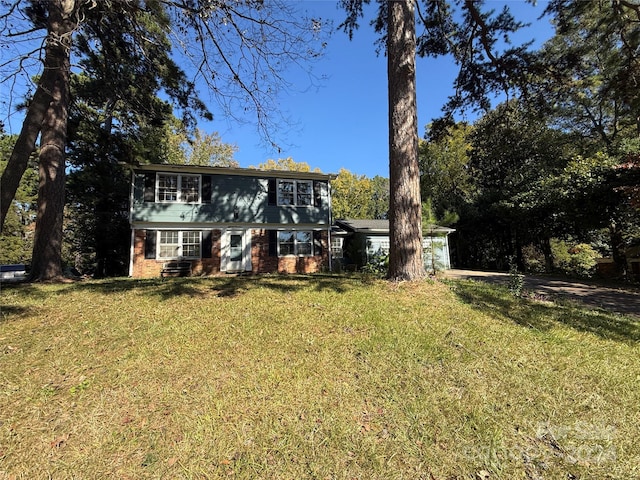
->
[222,229,250,272]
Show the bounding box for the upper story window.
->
[277,179,313,206]
[157,174,201,203]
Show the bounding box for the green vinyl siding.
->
[132,173,330,225]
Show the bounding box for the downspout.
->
[327,178,333,272]
[128,169,135,277]
[129,229,135,277]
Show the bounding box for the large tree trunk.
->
[387,0,425,281]
[0,79,54,231]
[29,1,77,281]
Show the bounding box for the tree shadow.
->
[25,273,357,301]
[449,280,639,344]
[1,282,51,323]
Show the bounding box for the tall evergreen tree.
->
[339,0,533,280]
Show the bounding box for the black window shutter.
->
[268,178,277,205]
[145,230,157,259]
[133,174,144,202]
[202,230,212,258]
[313,231,323,256]
[268,230,278,256]
[314,181,324,207]
[144,173,155,202]
[202,175,212,204]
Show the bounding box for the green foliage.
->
[422,198,458,229]
[163,125,239,167]
[535,0,640,146]
[551,239,599,278]
[360,249,389,277]
[331,169,389,220]
[508,258,525,297]
[0,133,37,264]
[331,168,372,219]
[420,122,473,221]
[63,2,222,276]
[369,175,389,219]
[253,157,320,172]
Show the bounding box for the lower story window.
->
[159,230,201,259]
[278,230,313,256]
[330,237,344,259]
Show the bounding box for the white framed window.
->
[278,230,313,256]
[331,237,344,259]
[277,179,313,206]
[277,180,295,205]
[158,230,201,259]
[158,174,178,202]
[296,181,313,206]
[157,174,201,203]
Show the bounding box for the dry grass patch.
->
[0,275,638,479]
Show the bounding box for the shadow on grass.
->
[2,273,359,301]
[450,280,639,344]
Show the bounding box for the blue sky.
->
[200,1,556,178]
[0,1,553,178]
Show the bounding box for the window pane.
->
[331,238,343,258]
[158,175,178,202]
[296,181,313,206]
[181,175,200,203]
[160,231,179,243]
[159,231,179,258]
[296,231,312,256]
[182,231,201,258]
[229,234,242,261]
[182,244,200,258]
[278,231,294,255]
[278,180,294,205]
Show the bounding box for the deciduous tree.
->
[1,0,328,281]
[253,157,320,172]
[331,168,373,219]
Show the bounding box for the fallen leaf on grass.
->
[121,415,134,425]
[51,434,70,448]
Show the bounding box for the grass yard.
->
[0,275,638,479]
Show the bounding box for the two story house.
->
[129,164,335,277]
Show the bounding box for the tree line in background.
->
[1,1,639,281]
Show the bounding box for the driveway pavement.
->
[443,269,640,318]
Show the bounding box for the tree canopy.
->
[0,0,328,280]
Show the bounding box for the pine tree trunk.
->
[0,78,53,231]
[29,1,76,281]
[387,0,425,281]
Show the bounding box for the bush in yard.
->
[522,244,547,274]
[361,249,389,277]
[551,239,599,278]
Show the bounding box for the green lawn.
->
[1,275,638,479]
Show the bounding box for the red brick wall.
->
[131,229,221,278]
[131,228,329,277]
[250,229,329,274]
[251,229,279,273]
